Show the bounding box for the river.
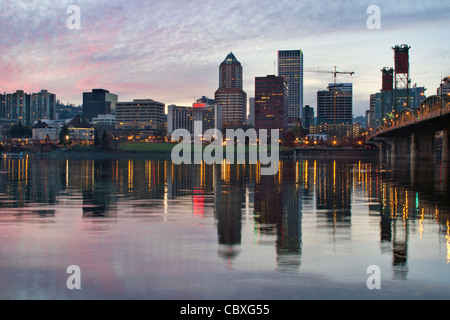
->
[0,154,449,300]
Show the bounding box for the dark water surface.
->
[1,155,450,300]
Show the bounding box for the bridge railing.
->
[368,95,450,140]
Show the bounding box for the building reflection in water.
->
[315,160,352,249]
[1,154,450,275]
[379,158,450,279]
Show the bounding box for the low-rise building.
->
[92,114,115,132]
[310,123,361,139]
[32,120,59,142]
[67,116,95,143]
[307,133,328,142]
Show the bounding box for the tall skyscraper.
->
[214,52,247,129]
[278,50,303,124]
[254,75,289,132]
[83,89,118,122]
[317,83,353,125]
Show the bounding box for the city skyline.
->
[1,0,449,117]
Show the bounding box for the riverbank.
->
[35,148,174,160]
[294,147,379,160]
[2,143,379,161]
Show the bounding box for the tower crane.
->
[304,66,355,124]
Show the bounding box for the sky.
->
[0,0,449,116]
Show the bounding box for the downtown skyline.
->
[1,0,449,117]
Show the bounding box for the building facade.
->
[167,97,222,138]
[67,116,95,143]
[83,89,118,122]
[32,120,59,142]
[167,105,194,136]
[115,99,166,139]
[214,52,247,129]
[438,77,450,96]
[317,83,353,125]
[192,97,222,135]
[92,114,116,132]
[254,75,289,133]
[0,90,56,126]
[278,50,303,124]
[302,105,315,130]
[310,123,361,140]
[30,90,57,123]
[371,86,426,129]
[247,97,255,127]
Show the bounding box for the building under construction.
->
[317,83,353,125]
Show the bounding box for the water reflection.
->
[379,159,450,279]
[1,154,450,298]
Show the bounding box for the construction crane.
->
[304,66,355,124]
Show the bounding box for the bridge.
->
[368,94,450,164]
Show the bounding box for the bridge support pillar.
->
[378,141,392,164]
[442,128,450,163]
[379,142,387,164]
[388,139,410,164]
[411,132,435,162]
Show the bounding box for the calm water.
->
[1,154,450,300]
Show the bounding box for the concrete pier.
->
[410,132,435,162]
[442,128,450,163]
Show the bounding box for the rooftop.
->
[221,52,240,65]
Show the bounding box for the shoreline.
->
[1,147,379,160]
[294,147,379,159]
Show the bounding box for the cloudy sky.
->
[1,0,449,116]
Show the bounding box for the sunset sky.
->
[1,0,449,116]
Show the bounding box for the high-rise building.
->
[368,94,377,130]
[167,105,194,136]
[214,52,247,129]
[317,83,353,125]
[302,105,314,130]
[4,90,30,125]
[167,97,222,137]
[115,99,166,139]
[30,90,56,124]
[254,75,289,132]
[278,50,304,124]
[247,97,255,127]
[83,89,118,122]
[0,89,56,126]
[0,93,4,117]
[192,97,222,135]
